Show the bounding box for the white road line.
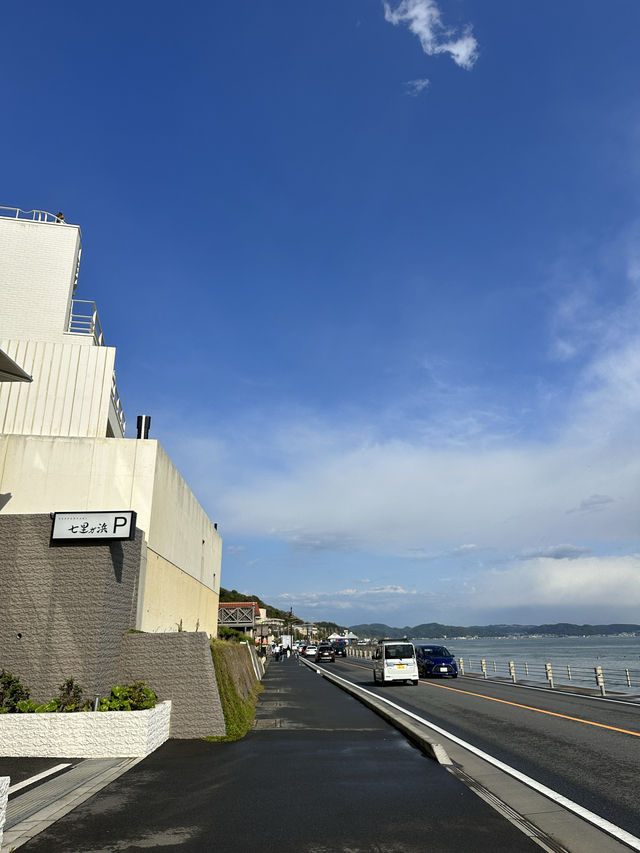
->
[8,763,72,795]
[315,663,640,851]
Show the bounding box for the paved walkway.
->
[13,658,542,852]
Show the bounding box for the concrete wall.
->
[0,514,143,702]
[118,633,225,738]
[0,216,81,343]
[147,443,221,592]
[0,340,116,437]
[0,436,221,609]
[141,550,219,634]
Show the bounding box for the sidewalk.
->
[13,657,542,852]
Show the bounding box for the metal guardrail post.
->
[508,660,516,684]
[626,668,631,687]
[458,658,464,675]
[594,665,606,696]
[545,662,554,689]
[567,665,572,681]
[492,660,497,673]
[481,659,487,679]
[524,662,529,676]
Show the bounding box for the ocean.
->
[413,635,640,694]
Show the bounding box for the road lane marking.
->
[309,660,640,851]
[422,680,640,737]
[342,659,640,737]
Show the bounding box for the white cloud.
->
[276,585,423,614]
[272,554,640,624]
[383,0,478,70]
[451,543,481,556]
[405,78,430,96]
[472,555,640,612]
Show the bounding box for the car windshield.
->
[418,646,451,657]
[384,644,414,660]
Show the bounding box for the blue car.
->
[414,645,458,678]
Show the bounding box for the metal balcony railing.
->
[66,301,126,436]
[67,300,105,346]
[111,372,126,436]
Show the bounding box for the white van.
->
[372,639,419,686]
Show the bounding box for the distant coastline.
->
[346,622,640,640]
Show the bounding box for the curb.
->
[299,657,451,764]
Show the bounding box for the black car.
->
[414,645,458,678]
[331,641,347,657]
[315,644,335,662]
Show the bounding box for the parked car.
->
[315,644,335,662]
[414,645,458,678]
[372,638,419,686]
[331,642,347,657]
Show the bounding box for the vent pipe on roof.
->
[136,415,151,439]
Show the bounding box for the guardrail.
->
[346,647,637,696]
[457,657,636,696]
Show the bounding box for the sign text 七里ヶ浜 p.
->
[51,510,137,541]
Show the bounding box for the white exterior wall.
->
[0,216,81,343]
[0,435,221,597]
[0,340,116,437]
[148,443,221,591]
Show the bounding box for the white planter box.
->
[0,700,171,759]
[0,776,8,851]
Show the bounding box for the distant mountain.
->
[348,622,640,639]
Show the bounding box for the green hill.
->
[348,621,640,638]
[219,588,302,623]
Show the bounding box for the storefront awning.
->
[0,349,32,382]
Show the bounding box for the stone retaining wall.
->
[118,632,225,738]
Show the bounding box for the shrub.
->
[218,626,256,644]
[0,670,30,713]
[0,673,156,713]
[207,640,262,741]
[98,682,157,711]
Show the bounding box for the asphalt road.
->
[332,656,640,839]
[14,660,542,853]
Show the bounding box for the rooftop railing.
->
[0,206,66,224]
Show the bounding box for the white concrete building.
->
[0,206,221,635]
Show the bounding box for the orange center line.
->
[420,681,640,737]
[343,659,640,738]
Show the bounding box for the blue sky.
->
[3,1,640,627]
